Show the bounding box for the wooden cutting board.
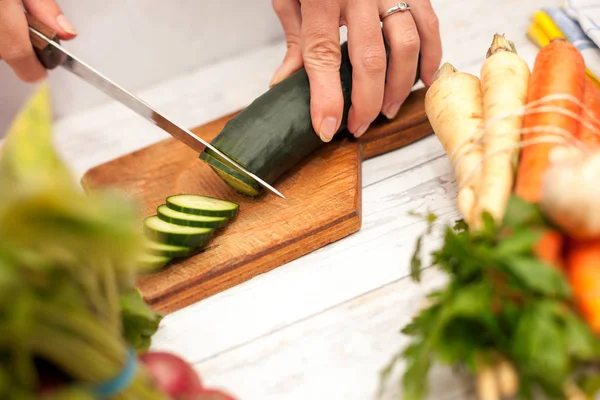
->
[81,87,432,315]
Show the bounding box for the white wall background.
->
[0,0,285,135]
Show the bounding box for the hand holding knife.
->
[22,13,285,199]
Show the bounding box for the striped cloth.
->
[562,0,600,48]
[527,1,600,88]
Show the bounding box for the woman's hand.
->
[0,0,76,82]
[270,0,441,142]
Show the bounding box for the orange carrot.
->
[577,78,600,147]
[534,230,564,269]
[514,39,586,203]
[566,238,600,334]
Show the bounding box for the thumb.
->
[270,0,303,87]
[23,0,78,40]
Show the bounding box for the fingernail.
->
[269,64,287,87]
[383,102,402,119]
[57,15,77,35]
[268,71,281,88]
[355,124,369,138]
[319,117,338,142]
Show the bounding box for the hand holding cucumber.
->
[270,0,442,142]
[0,0,76,83]
[1,0,441,145]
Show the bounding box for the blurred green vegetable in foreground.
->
[0,85,166,399]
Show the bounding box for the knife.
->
[23,13,285,199]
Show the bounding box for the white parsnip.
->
[541,149,600,239]
[425,63,485,226]
[473,34,531,225]
[476,364,500,400]
[563,380,590,400]
[493,356,519,398]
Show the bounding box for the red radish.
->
[37,375,66,396]
[184,388,237,400]
[139,351,203,397]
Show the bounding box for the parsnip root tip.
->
[486,33,517,58]
[433,62,458,82]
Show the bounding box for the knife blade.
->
[24,14,285,199]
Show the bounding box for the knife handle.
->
[26,13,65,70]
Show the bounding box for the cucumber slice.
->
[144,239,194,258]
[166,194,240,218]
[138,253,172,271]
[157,204,228,228]
[199,152,261,197]
[143,216,214,247]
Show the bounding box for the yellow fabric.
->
[532,11,565,41]
[527,11,600,90]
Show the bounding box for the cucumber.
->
[165,194,239,218]
[143,215,214,247]
[199,37,420,196]
[144,239,194,258]
[137,253,172,271]
[157,204,228,228]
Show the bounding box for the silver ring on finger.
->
[380,2,411,20]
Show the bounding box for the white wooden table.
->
[51,0,561,398]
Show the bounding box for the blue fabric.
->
[563,0,600,48]
[91,348,138,398]
[543,7,598,51]
[541,3,600,80]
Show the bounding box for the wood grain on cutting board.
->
[81,87,432,314]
